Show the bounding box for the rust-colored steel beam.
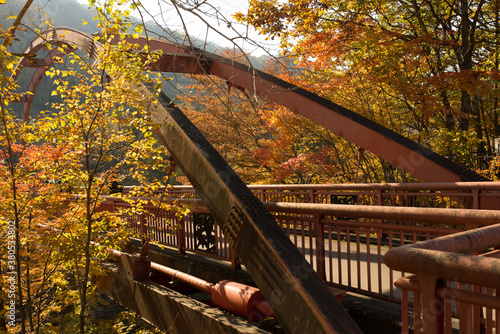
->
[12,28,91,122]
[17,28,362,333]
[14,29,487,182]
[20,57,45,68]
[145,87,360,333]
[126,37,488,183]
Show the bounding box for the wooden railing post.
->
[314,213,326,281]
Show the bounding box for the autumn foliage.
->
[0,1,169,333]
[1,0,500,332]
[236,0,500,181]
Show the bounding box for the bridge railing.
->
[99,182,500,307]
[123,182,500,210]
[385,223,500,334]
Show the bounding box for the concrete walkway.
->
[291,234,404,300]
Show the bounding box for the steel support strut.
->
[145,88,361,333]
[15,28,362,333]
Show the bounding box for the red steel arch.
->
[15,29,488,183]
[13,28,363,333]
[127,36,488,183]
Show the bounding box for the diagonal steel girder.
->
[15,28,362,333]
[147,88,361,333]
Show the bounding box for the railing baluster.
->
[346,225,352,288]
[496,288,499,334]
[356,226,361,289]
[314,214,326,280]
[444,287,452,334]
[366,225,371,292]
[177,217,185,255]
[389,229,394,298]
[328,224,333,282]
[377,227,383,294]
[401,289,409,334]
[484,287,493,334]
[414,289,422,333]
[337,224,342,286]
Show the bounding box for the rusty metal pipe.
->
[438,286,500,309]
[384,223,500,288]
[109,249,275,320]
[246,182,500,191]
[210,280,276,321]
[263,202,500,227]
[149,261,215,295]
[150,262,276,319]
[394,276,500,309]
[123,181,500,192]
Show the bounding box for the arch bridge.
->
[13,28,499,333]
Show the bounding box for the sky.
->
[75,0,279,56]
